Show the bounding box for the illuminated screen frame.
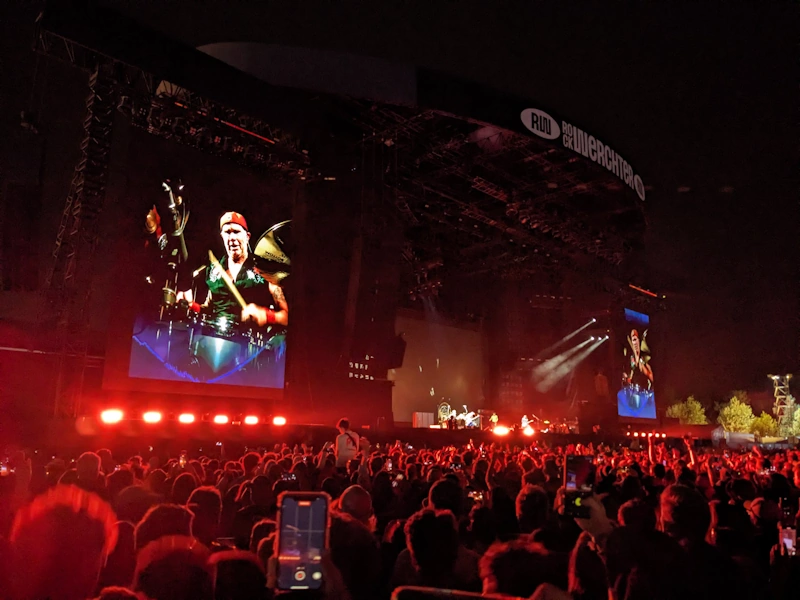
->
[101,141,294,401]
[616,307,656,420]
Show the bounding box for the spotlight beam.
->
[532,338,593,380]
[536,319,596,357]
[536,337,607,392]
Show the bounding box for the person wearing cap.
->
[178,212,288,328]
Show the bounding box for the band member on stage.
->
[179,212,288,328]
[625,329,652,387]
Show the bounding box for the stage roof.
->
[42,0,648,285]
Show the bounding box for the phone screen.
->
[564,455,593,519]
[780,528,796,556]
[277,493,329,590]
[564,455,592,492]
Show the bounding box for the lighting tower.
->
[769,374,795,434]
[43,64,118,418]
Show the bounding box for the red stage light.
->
[626,431,631,436]
[272,416,287,426]
[178,413,195,424]
[661,433,667,438]
[101,409,123,424]
[244,415,259,425]
[143,411,162,424]
[213,415,229,424]
[523,426,535,436]
[633,432,639,437]
[493,425,510,436]
[648,432,654,437]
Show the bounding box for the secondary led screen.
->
[617,308,656,419]
[128,186,290,389]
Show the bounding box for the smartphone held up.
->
[276,492,330,591]
[563,454,593,519]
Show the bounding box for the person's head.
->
[427,465,444,485]
[171,472,198,505]
[469,506,498,550]
[659,484,711,545]
[337,418,350,433]
[250,519,277,554]
[135,504,194,551]
[728,477,757,504]
[11,485,117,600]
[115,485,159,524]
[77,451,102,482]
[428,478,464,518]
[605,528,692,600]
[241,452,261,476]
[480,539,556,597]
[98,521,136,591]
[329,513,381,600]
[630,329,640,356]
[209,550,268,600]
[321,477,341,500]
[405,509,460,580]
[620,474,645,502]
[618,498,657,533]
[188,486,222,545]
[144,468,168,495]
[516,484,550,534]
[95,587,138,600]
[97,449,116,475]
[652,463,666,480]
[250,475,273,507]
[134,536,212,600]
[338,485,374,530]
[107,468,135,503]
[220,212,250,263]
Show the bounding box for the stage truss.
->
[334,99,648,309]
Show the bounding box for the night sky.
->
[2,2,798,403]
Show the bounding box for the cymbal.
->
[253,220,291,284]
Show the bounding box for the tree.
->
[777,396,797,437]
[750,412,778,438]
[665,396,708,425]
[790,404,800,437]
[716,396,755,433]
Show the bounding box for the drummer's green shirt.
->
[205,255,276,326]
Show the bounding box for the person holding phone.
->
[273,492,331,591]
[334,418,360,469]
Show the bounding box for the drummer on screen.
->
[178,212,288,328]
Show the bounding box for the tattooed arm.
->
[241,282,289,327]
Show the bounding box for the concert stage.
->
[10,416,702,462]
[0,3,653,439]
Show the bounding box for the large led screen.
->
[617,308,656,419]
[128,183,291,389]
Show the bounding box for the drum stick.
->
[208,250,248,310]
